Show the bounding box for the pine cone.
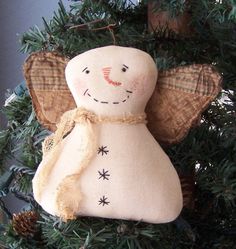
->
[12,210,39,238]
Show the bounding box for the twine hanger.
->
[69,19,117,45]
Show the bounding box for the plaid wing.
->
[23,52,76,131]
[146,64,222,144]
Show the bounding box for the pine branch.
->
[10,188,34,204]
[10,165,35,176]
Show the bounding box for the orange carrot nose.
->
[102,67,122,87]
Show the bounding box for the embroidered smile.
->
[83,89,133,105]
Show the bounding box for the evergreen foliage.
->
[0,0,235,248]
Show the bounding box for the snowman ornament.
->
[24,46,221,223]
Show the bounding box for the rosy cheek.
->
[71,79,88,96]
[129,76,147,96]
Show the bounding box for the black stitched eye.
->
[122,67,127,72]
[82,67,90,74]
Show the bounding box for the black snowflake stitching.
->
[98,169,110,180]
[98,146,109,156]
[98,196,110,206]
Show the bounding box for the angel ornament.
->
[24,46,221,223]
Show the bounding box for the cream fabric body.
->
[36,123,182,223]
[33,45,183,223]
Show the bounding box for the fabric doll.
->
[24,45,221,223]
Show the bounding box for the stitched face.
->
[65,46,158,115]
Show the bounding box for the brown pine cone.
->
[12,210,39,238]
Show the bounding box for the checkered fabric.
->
[146,64,222,144]
[23,52,76,131]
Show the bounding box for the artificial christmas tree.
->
[0,1,235,248]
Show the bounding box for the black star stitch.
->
[98,169,110,180]
[98,196,110,206]
[98,146,109,156]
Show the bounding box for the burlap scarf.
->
[33,107,146,220]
